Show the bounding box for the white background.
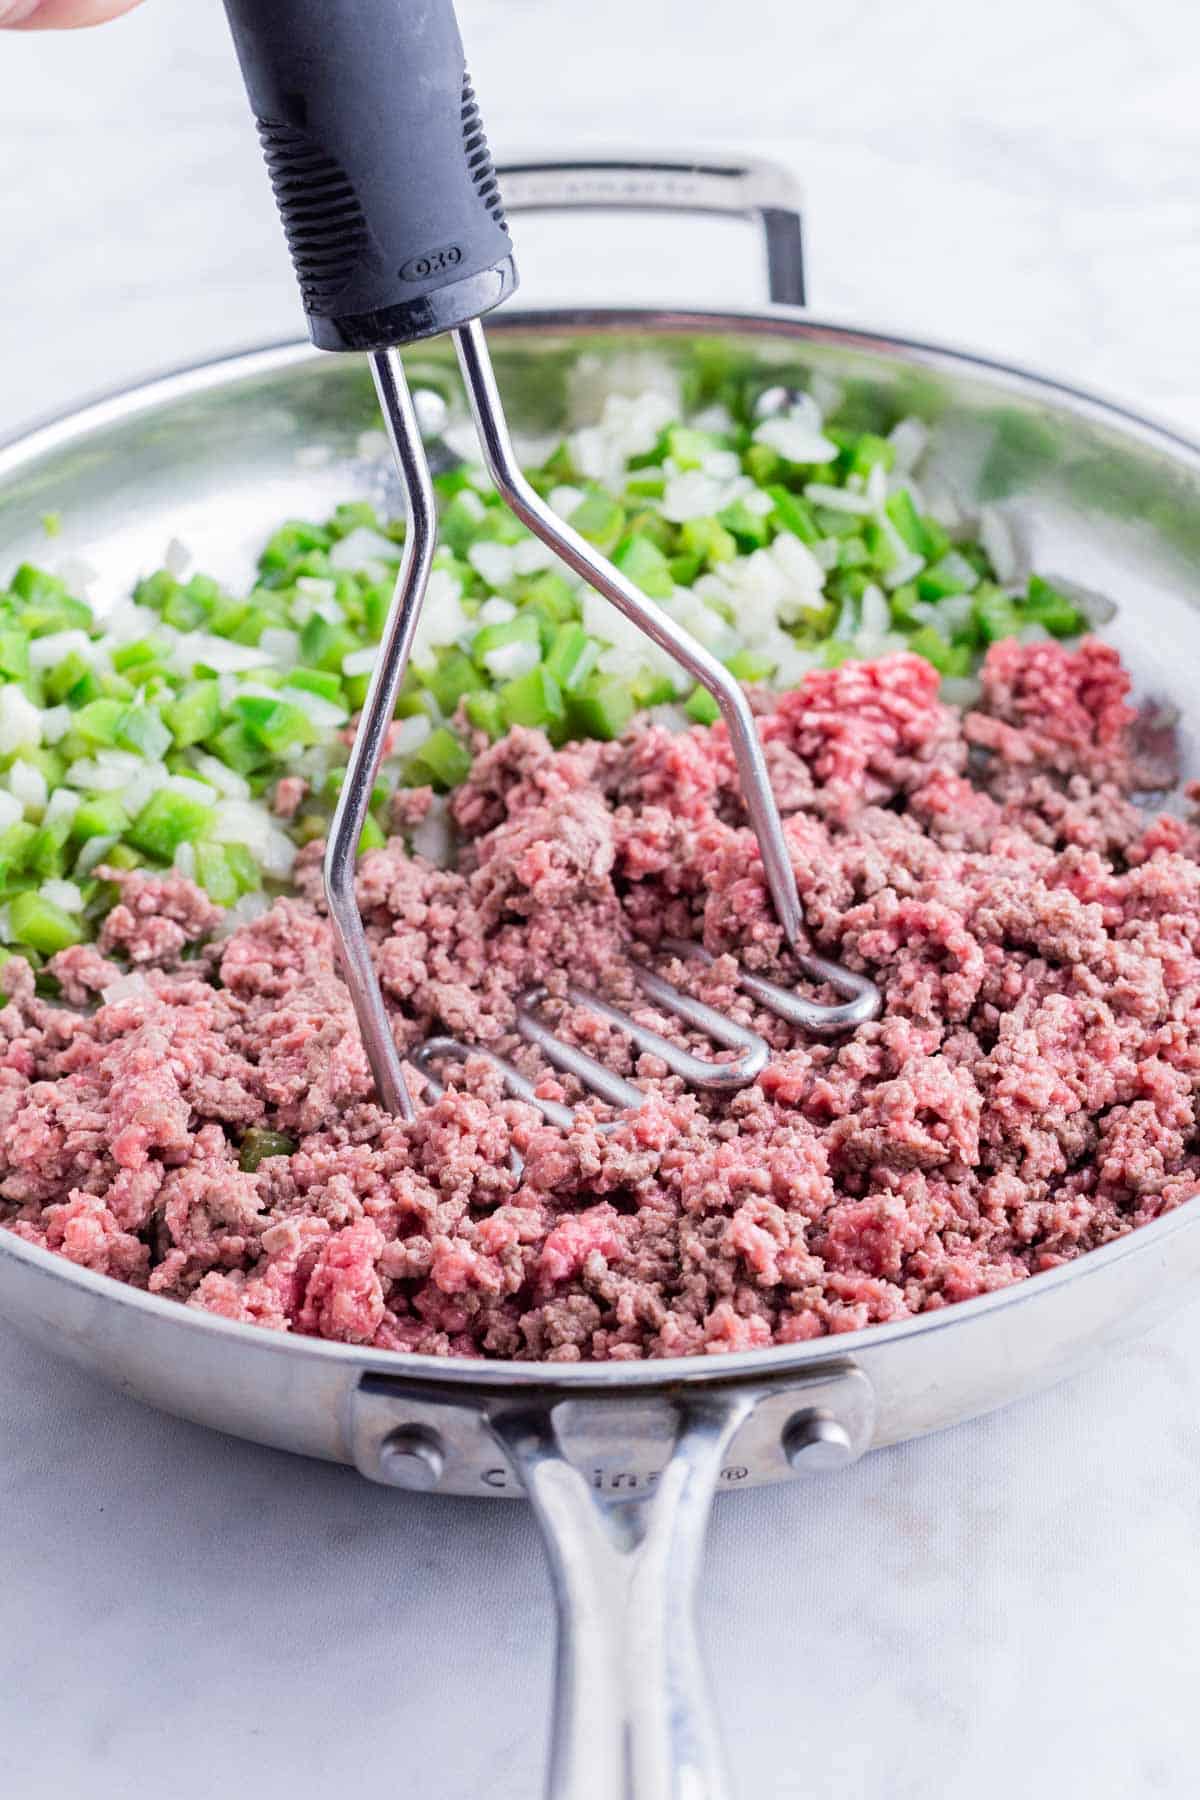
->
[3,2,1200,1796]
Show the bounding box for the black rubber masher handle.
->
[221,0,518,352]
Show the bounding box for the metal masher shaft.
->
[452,320,805,952]
[324,349,435,1122]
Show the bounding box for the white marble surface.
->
[3,1,1200,1796]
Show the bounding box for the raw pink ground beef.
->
[4,639,1200,1362]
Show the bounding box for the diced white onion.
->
[355,428,390,463]
[8,759,47,814]
[75,833,119,876]
[0,688,42,755]
[477,597,516,626]
[165,537,192,577]
[294,576,339,611]
[329,526,402,570]
[978,507,1019,584]
[66,759,125,792]
[98,600,159,647]
[101,971,151,1004]
[213,891,272,937]
[701,449,741,481]
[753,414,838,466]
[483,639,539,681]
[40,705,71,744]
[468,541,517,589]
[165,774,218,804]
[883,548,927,591]
[95,749,144,777]
[512,538,560,575]
[259,828,297,879]
[803,483,875,515]
[393,715,432,756]
[342,646,376,677]
[168,633,267,676]
[209,800,295,878]
[190,753,251,800]
[691,403,736,434]
[808,374,842,419]
[260,627,301,669]
[409,795,454,867]
[859,584,890,638]
[55,556,97,593]
[119,764,168,817]
[41,879,83,913]
[411,569,468,658]
[173,842,197,880]
[568,388,678,492]
[942,676,983,708]
[933,550,980,594]
[279,686,350,729]
[645,704,692,735]
[888,417,930,474]
[548,485,584,519]
[44,788,79,827]
[0,790,23,829]
[661,467,750,524]
[28,629,94,671]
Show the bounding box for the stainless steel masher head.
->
[220,0,882,1123]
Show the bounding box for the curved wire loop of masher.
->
[324,325,882,1121]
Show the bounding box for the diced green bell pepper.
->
[71,795,130,842]
[545,624,600,693]
[498,665,564,732]
[613,532,674,600]
[116,705,171,760]
[73,698,127,747]
[407,726,472,791]
[684,685,721,725]
[9,890,84,955]
[194,841,240,905]
[127,788,216,862]
[1023,575,1083,636]
[464,691,504,738]
[565,676,635,742]
[568,493,625,552]
[239,1127,297,1172]
[231,694,315,753]
[165,680,221,748]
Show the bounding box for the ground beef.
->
[4,640,1199,1362]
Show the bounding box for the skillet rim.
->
[2,304,1199,1394]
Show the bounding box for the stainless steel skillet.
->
[4,154,1200,1800]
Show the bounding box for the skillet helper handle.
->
[220,0,518,352]
[496,153,806,307]
[491,1393,754,1800]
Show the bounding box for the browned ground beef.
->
[3,638,1199,1361]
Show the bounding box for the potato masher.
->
[220,0,881,1121]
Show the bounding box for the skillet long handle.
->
[220,0,518,350]
[490,1394,753,1800]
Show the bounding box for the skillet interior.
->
[2,310,1200,1482]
